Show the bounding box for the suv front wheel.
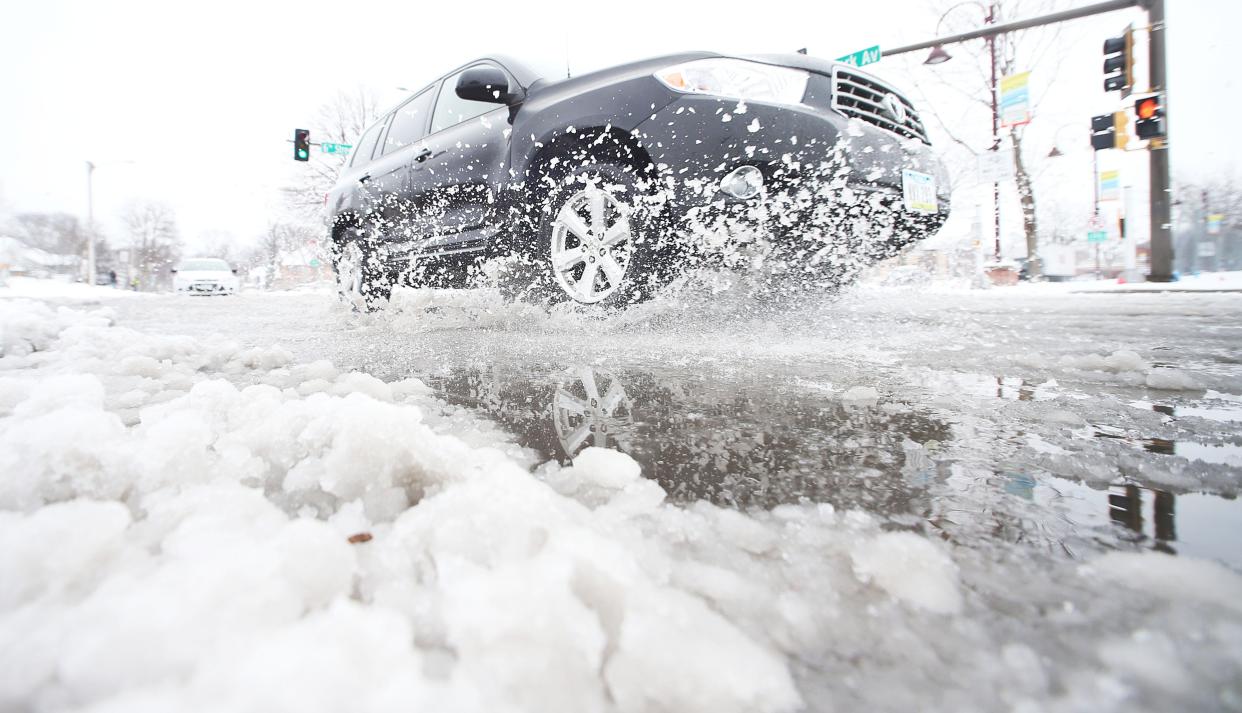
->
[332,224,391,310]
[517,161,667,306]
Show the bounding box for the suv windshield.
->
[178,259,230,272]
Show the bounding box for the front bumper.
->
[633,90,950,214]
[632,87,949,272]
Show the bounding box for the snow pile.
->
[0,300,800,712]
[2,299,1241,712]
[851,531,962,614]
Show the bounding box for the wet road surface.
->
[103,282,1242,569]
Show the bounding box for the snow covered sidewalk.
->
[1,297,1240,712]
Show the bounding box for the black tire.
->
[507,160,670,307]
[331,221,392,310]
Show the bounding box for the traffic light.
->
[1090,114,1114,151]
[293,129,310,161]
[1102,26,1134,96]
[1135,95,1165,140]
[1090,113,1131,151]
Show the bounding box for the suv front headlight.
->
[654,58,808,106]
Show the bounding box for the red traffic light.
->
[1134,95,1165,140]
[1136,97,1158,120]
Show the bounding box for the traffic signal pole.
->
[1145,0,1173,281]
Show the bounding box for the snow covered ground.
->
[2,275,1241,712]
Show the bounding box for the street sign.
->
[320,142,353,154]
[1098,170,1120,201]
[977,147,1014,183]
[836,45,882,68]
[999,71,1031,128]
[1087,214,1108,243]
[1207,213,1224,235]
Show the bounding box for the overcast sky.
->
[1,0,1235,254]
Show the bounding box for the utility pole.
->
[85,161,96,284]
[986,4,1001,261]
[1144,0,1173,281]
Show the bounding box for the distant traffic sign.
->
[321,142,353,155]
[1207,213,1224,235]
[1087,214,1108,243]
[836,45,882,68]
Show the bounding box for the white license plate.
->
[902,169,937,214]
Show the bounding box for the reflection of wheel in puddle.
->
[553,367,633,459]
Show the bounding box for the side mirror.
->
[456,66,518,104]
[170,268,178,274]
[231,268,238,274]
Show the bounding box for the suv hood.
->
[741,52,841,78]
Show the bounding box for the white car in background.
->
[172,258,239,295]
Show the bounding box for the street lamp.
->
[923,1,1001,261]
[923,46,952,65]
[1047,123,1085,159]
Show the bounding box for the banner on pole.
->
[1099,170,1121,201]
[999,71,1031,128]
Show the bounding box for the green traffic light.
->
[297,149,308,159]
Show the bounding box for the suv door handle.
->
[358,173,371,184]
[413,148,432,163]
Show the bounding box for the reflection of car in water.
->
[328,53,950,308]
[427,364,952,512]
[423,364,1210,559]
[172,258,239,295]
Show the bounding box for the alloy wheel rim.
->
[553,367,632,457]
[549,186,634,304]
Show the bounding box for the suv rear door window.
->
[381,89,434,156]
[349,118,386,167]
[431,65,506,134]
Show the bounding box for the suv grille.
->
[831,67,929,144]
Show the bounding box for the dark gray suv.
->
[328,52,949,307]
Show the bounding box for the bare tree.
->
[121,201,182,290]
[196,229,242,263]
[283,86,381,222]
[11,212,86,255]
